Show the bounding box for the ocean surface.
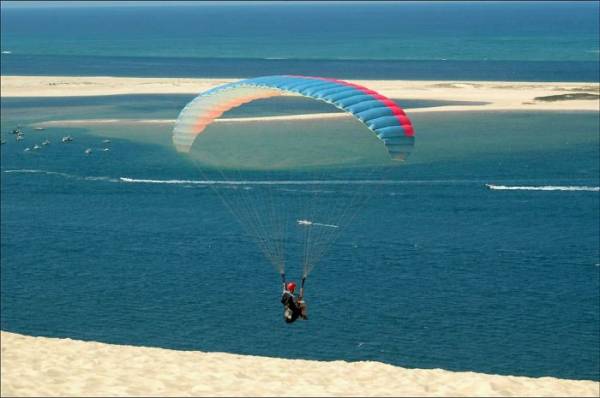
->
[1,2,599,80]
[1,2,599,382]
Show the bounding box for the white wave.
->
[9,171,597,193]
[486,184,599,192]
[3,169,45,174]
[119,177,340,185]
[119,177,470,186]
[278,188,335,194]
[3,169,73,178]
[84,176,119,182]
[3,169,118,183]
[120,177,221,185]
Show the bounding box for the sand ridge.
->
[1,331,598,397]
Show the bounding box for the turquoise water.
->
[1,94,599,380]
[1,2,599,80]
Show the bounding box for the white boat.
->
[297,219,338,229]
[101,139,111,144]
[34,127,45,131]
[33,144,41,150]
[61,136,73,143]
[42,139,51,146]
[16,135,24,141]
[24,147,30,152]
[102,148,110,152]
[84,148,92,155]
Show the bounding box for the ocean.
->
[1,2,599,382]
[1,2,599,80]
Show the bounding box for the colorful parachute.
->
[172,75,417,283]
[173,75,415,160]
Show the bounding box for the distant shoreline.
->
[1,331,598,397]
[1,76,599,115]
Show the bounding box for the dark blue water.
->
[1,94,598,381]
[3,54,599,81]
[1,2,599,80]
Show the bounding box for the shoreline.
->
[1,331,598,397]
[1,75,599,114]
[27,104,600,130]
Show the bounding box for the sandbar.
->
[1,76,599,114]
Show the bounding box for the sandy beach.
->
[1,76,599,115]
[1,331,598,397]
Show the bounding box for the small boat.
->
[1,50,11,55]
[102,148,110,152]
[24,147,31,152]
[61,136,73,143]
[42,139,51,146]
[33,144,41,150]
[16,134,24,141]
[11,128,22,135]
[1,140,6,145]
[84,148,92,155]
[34,127,45,131]
[101,139,111,144]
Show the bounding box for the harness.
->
[281,273,308,322]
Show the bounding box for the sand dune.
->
[1,331,598,397]
[1,75,599,113]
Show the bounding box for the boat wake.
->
[486,184,599,192]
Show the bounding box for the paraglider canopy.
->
[171,75,416,286]
[173,75,414,161]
